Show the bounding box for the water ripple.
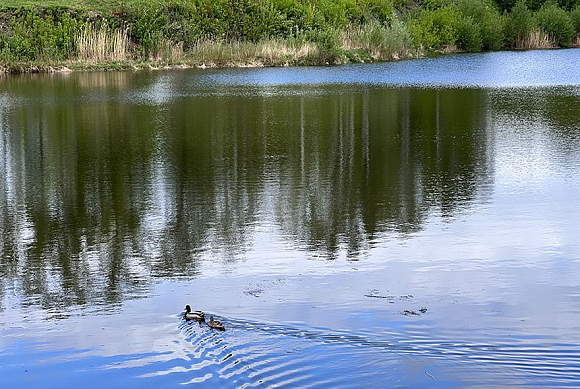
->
[176,316,580,387]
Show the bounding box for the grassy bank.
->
[1,0,580,73]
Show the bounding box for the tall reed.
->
[150,40,185,62]
[519,29,554,49]
[188,39,319,66]
[342,19,414,60]
[76,23,131,62]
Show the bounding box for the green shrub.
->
[409,6,461,50]
[493,0,517,12]
[480,8,506,49]
[0,8,86,61]
[357,0,394,23]
[536,1,575,46]
[392,0,416,10]
[386,17,414,54]
[457,16,483,51]
[124,1,165,55]
[526,0,580,11]
[569,6,580,33]
[456,0,488,20]
[559,0,580,10]
[158,0,198,45]
[419,0,453,11]
[274,0,323,33]
[315,0,355,28]
[506,0,534,46]
[123,0,295,54]
[304,28,344,63]
[527,0,548,11]
[456,0,505,50]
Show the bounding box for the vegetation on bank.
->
[1,0,580,73]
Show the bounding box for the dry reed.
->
[149,40,185,62]
[342,20,414,60]
[189,39,319,66]
[76,24,131,62]
[517,29,554,49]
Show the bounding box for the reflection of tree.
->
[273,88,491,258]
[0,77,494,309]
[490,88,580,155]
[0,96,159,309]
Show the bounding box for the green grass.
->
[0,1,133,11]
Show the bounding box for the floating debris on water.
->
[365,290,416,304]
[402,307,428,316]
[244,288,263,297]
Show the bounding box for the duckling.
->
[208,316,225,331]
[184,305,205,321]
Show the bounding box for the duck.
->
[184,305,205,321]
[208,316,225,331]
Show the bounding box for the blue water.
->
[1,49,580,388]
[196,48,580,88]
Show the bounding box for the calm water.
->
[1,49,580,388]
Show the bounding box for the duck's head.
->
[185,305,191,314]
[209,316,214,321]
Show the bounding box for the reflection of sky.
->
[3,245,580,387]
[2,54,580,386]
[198,49,580,89]
[82,49,580,107]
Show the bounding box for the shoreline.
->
[3,46,580,76]
[0,56,416,75]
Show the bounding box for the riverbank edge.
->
[1,55,412,75]
[3,44,580,76]
[0,47,424,75]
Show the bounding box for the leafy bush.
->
[409,6,461,50]
[0,9,86,61]
[457,16,483,51]
[456,0,488,20]
[386,17,414,55]
[559,0,580,11]
[456,0,505,50]
[316,0,352,28]
[505,0,534,46]
[526,0,580,11]
[273,0,323,33]
[480,9,506,49]
[303,27,344,63]
[535,1,575,46]
[357,0,394,23]
[123,1,165,55]
[419,0,453,11]
[493,0,517,11]
[527,0,549,11]
[568,6,580,33]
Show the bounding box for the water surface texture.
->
[1,49,580,388]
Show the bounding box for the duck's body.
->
[208,316,225,331]
[184,305,205,321]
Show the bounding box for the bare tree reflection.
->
[0,76,497,310]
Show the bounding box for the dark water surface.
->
[1,49,580,388]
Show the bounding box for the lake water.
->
[1,49,580,388]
